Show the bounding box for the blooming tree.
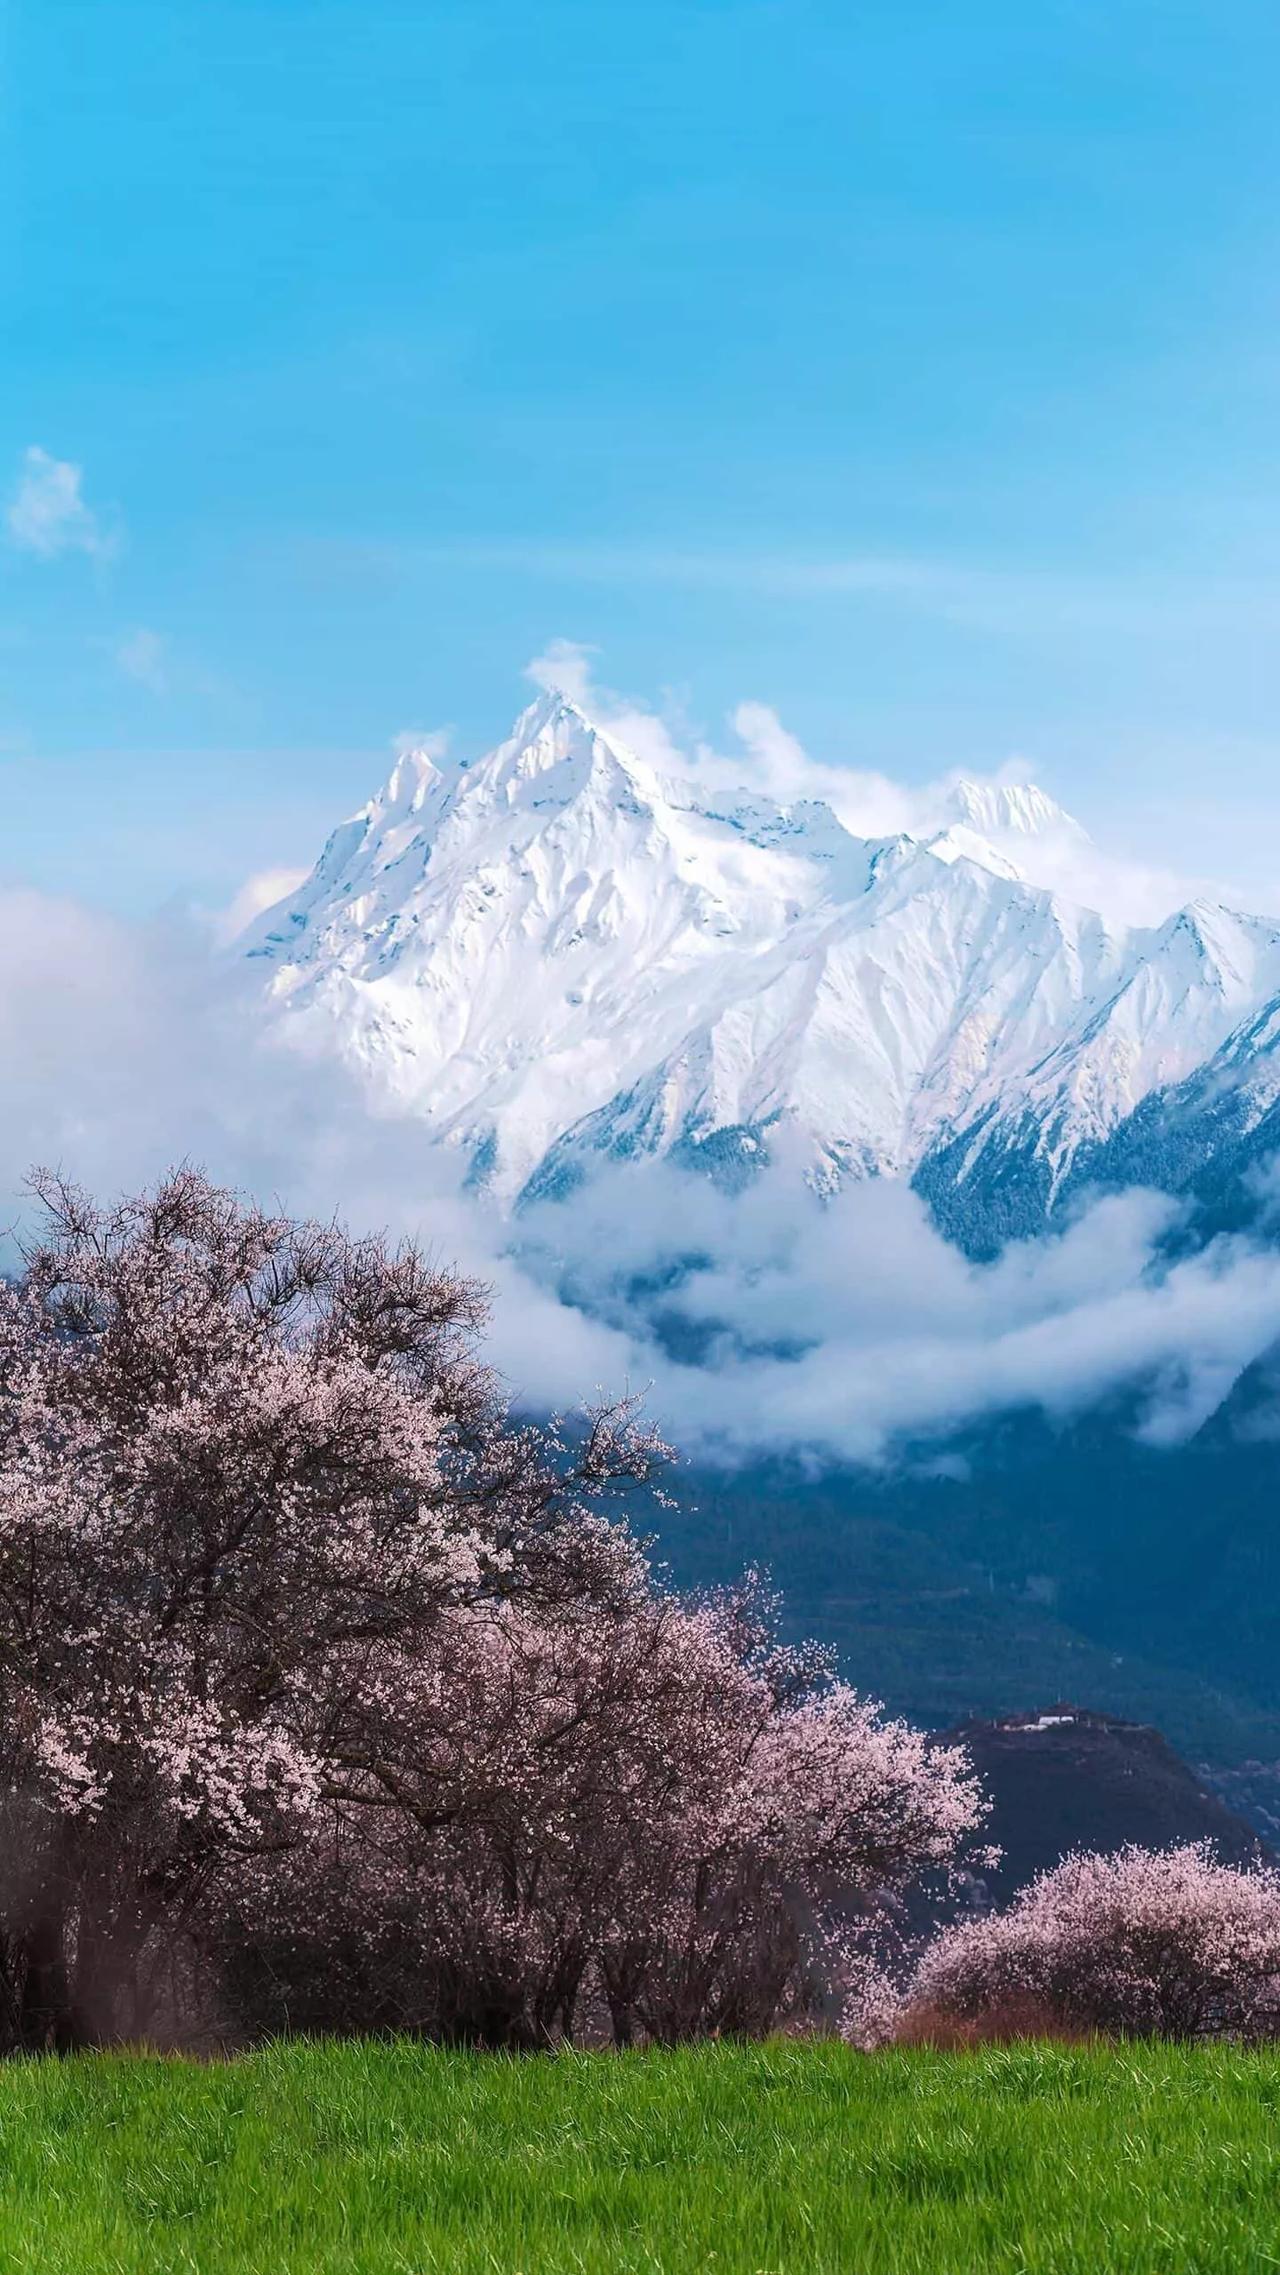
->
[0,1169,655,2045]
[894,1842,1280,2043]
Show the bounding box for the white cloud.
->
[518,1154,1280,1464]
[115,627,168,692]
[391,726,452,760]
[6,447,111,560]
[0,887,630,1419]
[524,638,597,708]
[525,640,691,774]
[725,699,921,838]
[217,867,310,943]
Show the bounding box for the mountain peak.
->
[942,777,1084,842]
[508,684,604,746]
[481,686,640,792]
[376,744,446,814]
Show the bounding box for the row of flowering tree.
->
[0,1168,988,2051]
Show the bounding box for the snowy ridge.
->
[245,691,1280,1228]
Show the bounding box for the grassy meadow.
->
[0,2036,1279,2272]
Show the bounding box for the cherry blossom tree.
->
[893,1843,1280,2044]
[0,1168,656,2046]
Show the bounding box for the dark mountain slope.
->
[944,1708,1271,1898]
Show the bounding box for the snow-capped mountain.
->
[245,689,1280,1243]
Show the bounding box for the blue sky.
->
[4,0,1280,911]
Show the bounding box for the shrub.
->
[893,1843,1280,2044]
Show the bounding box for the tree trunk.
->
[16,1907,79,2053]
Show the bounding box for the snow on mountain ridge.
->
[942,776,1084,842]
[245,690,1280,1217]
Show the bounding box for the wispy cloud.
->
[5,447,113,561]
[115,626,168,692]
[525,637,597,707]
[292,534,1280,658]
[390,725,452,760]
[217,867,310,943]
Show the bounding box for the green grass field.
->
[2,2036,1280,2272]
